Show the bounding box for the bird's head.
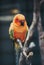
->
[13,14,26,26]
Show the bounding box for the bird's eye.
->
[19,20,22,22]
[15,18,18,21]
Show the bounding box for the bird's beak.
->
[21,21,24,26]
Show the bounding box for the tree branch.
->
[24,0,40,47]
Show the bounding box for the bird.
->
[9,14,28,43]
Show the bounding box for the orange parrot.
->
[9,14,28,43]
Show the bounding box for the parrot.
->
[9,14,28,55]
[9,14,28,43]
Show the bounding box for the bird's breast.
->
[13,26,27,42]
